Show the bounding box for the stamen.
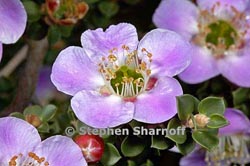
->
[205,135,250,166]
[9,152,49,166]
[108,54,117,62]
[98,46,153,99]
[193,3,250,58]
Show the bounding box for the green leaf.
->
[24,105,42,116]
[177,94,199,121]
[0,77,13,92]
[140,160,154,166]
[26,22,48,40]
[10,112,25,120]
[127,160,137,166]
[101,143,121,166]
[91,13,110,27]
[98,1,119,18]
[23,105,57,123]
[23,1,41,22]
[207,114,229,128]
[48,26,61,45]
[176,134,196,155]
[192,130,219,151]
[37,122,50,133]
[48,119,61,134]
[233,88,250,106]
[58,26,74,38]
[129,120,143,128]
[166,118,187,144]
[235,104,250,116]
[67,107,77,121]
[121,136,146,157]
[84,0,100,4]
[40,104,57,122]
[198,97,225,116]
[151,135,169,150]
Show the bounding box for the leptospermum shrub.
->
[0,0,249,166]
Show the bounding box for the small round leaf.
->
[41,104,57,122]
[121,136,146,157]
[101,143,121,166]
[151,135,169,150]
[192,130,219,151]
[198,97,225,116]
[166,118,187,144]
[177,94,199,121]
[207,114,229,128]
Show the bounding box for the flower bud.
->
[25,114,42,127]
[74,134,105,163]
[187,114,210,128]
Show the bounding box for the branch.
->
[0,45,28,77]
[2,37,49,116]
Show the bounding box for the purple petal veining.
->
[51,23,191,128]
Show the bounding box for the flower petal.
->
[180,148,206,166]
[138,29,191,77]
[0,117,41,164]
[179,46,220,84]
[219,108,250,136]
[71,90,134,128]
[153,0,199,40]
[247,9,250,30]
[36,66,57,102]
[197,0,249,11]
[51,46,104,96]
[217,48,250,87]
[134,77,183,123]
[0,0,27,44]
[0,43,2,62]
[34,136,87,166]
[81,23,139,58]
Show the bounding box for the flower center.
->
[98,45,152,98]
[193,2,248,58]
[110,65,144,97]
[205,20,237,49]
[9,152,49,166]
[205,135,250,165]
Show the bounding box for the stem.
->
[0,45,28,77]
[2,37,49,116]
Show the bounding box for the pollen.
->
[205,135,250,165]
[193,2,249,58]
[98,45,153,99]
[9,152,50,166]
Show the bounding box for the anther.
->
[108,54,117,62]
